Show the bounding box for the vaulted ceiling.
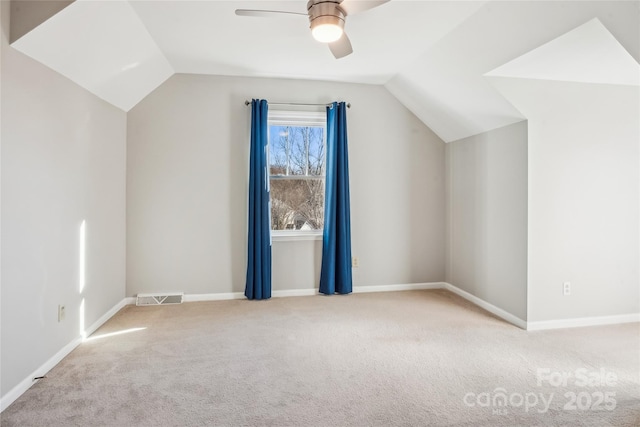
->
[10,0,640,142]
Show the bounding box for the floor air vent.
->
[136,292,184,306]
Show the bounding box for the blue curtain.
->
[319,102,352,295]
[245,99,272,300]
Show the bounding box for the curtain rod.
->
[244,100,351,108]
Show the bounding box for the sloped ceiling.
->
[485,16,640,138]
[486,18,639,86]
[11,0,174,111]
[9,0,640,142]
[385,1,640,142]
[485,16,640,137]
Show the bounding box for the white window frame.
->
[268,110,326,241]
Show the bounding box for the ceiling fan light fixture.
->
[310,15,344,43]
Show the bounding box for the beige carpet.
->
[2,290,639,426]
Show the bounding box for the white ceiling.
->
[386,0,640,142]
[11,0,174,112]
[10,0,640,142]
[486,18,640,86]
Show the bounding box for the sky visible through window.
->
[269,126,324,177]
[268,124,325,231]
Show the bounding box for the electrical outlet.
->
[58,305,66,322]
[352,256,359,268]
[563,282,571,296]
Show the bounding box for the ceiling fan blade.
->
[339,0,389,15]
[235,9,307,18]
[329,33,353,59]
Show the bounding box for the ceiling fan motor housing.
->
[307,0,346,31]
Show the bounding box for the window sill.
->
[272,231,323,242]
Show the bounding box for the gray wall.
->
[1,1,127,398]
[446,121,528,321]
[489,77,639,322]
[126,74,446,296]
[523,81,639,322]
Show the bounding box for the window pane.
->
[288,127,306,176]
[269,126,289,176]
[308,127,324,176]
[268,114,325,232]
[270,178,325,231]
[269,125,324,177]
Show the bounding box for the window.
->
[268,110,325,234]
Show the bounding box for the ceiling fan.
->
[235,0,389,59]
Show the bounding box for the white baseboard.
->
[526,313,640,331]
[184,292,245,302]
[158,284,447,302]
[0,336,81,413]
[129,283,442,304]
[354,282,445,293]
[0,297,129,413]
[441,282,639,331]
[84,299,129,338]
[272,289,319,297]
[183,290,319,301]
[442,282,528,329]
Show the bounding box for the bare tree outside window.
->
[269,124,325,231]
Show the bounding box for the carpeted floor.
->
[2,290,639,426]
